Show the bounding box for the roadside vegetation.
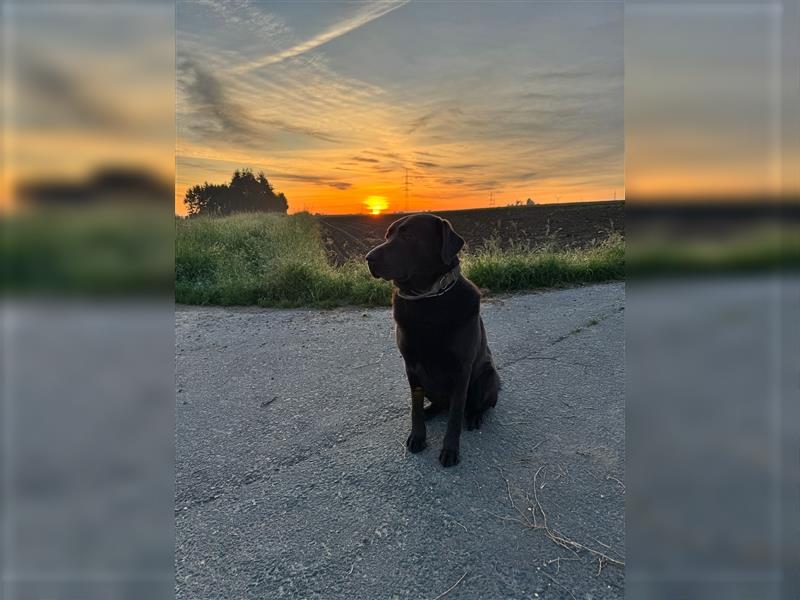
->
[176,213,625,308]
[466,234,624,293]
[176,212,390,307]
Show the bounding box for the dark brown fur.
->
[366,214,500,467]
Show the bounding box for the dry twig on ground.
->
[495,466,625,578]
[430,571,468,600]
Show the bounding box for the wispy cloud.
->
[364,149,402,160]
[407,110,437,134]
[178,57,256,143]
[231,1,408,74]
[263,119,340,143]
[269,171,352,190]
[414,160,439,169]
[407,106,463,134]
[178,57,341,145]
[191,0,288,38]
[176,2,623,213]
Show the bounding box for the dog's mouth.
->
[366,259,389,280]
[375,270,410,286]
[367,263,411,287]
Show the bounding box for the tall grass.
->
[463,233,625,292]
[176,213,625,307]
[176,212,391,307]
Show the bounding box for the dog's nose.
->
[365,247,383,278]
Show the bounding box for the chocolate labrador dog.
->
[365,213,500,467]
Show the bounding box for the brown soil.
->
[317,201,624,264]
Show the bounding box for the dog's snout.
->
[365,246,384,278]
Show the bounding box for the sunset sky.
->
[176,1,624,215]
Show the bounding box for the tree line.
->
[183,169,288,216]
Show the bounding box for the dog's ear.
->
[440,218,465,264]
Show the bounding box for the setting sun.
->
[176,2,624,215]
[363,195,389,215]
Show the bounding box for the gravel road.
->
[176,283,625,600]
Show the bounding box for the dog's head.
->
[365,213,465,290]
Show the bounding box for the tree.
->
[183,169,289,216]
[526,197,535,206]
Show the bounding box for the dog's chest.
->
[395,321,461,384]
[395,313,450,352]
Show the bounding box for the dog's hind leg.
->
[465,368,500,430]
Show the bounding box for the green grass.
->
[175,213,625,308]
[176,212,391,307]
[464,234,625,293]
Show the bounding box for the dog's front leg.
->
[440,376,468,467]
[405,383,427,453]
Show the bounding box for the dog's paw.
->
[465,412,483,431]
[439,446,460,467]
[405,432,427,453]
